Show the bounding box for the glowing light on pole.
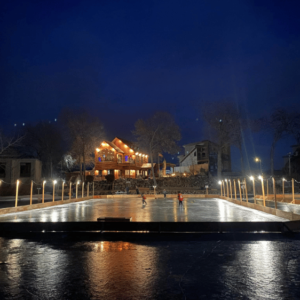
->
[238,179,242,202]
[30,180,33,205]
[282,178,285,200]
[292,178,295,204]
[259,175,265,206]
[233,179,237,200]
[244,178,248,203]
[250,176,256,204]
[42,180,46,203]
[69,182,72,200]
[225,179,229,198]
[53,180,57,202]
[15,180,20,207]
[272,177,277,209]
[62,180,65,201]
[76,181,80,199]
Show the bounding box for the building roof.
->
[105,141,124,153]
[183,140,218,147]
[114,137,136,149]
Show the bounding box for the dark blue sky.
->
[1,0,300,171]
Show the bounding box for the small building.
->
[175,140,231,175]
[94,137,149,180]
[0,158,42,184]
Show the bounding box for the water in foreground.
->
[0,233,300,299]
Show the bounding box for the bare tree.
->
[201,99,244,177]
[0,128,24,156]
[133,111,181,185]
[60,108,105,181]
[288,112,300,144]
[23,122,64,177]
[261,108,292,175]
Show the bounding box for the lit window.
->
[125,170,129,175]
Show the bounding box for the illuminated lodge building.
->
[94,137,149,180]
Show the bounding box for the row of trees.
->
[0,109,181,183]
[0,109,105,180]
[201,99,300,176]
[1,102,298,180]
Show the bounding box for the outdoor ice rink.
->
[0,197,288,222]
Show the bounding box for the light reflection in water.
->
[223,241,284,298]
[86,241,158,298]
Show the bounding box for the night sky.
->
[1,0,300,172]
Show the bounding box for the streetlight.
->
[225,179,229,198]
[282,178,286,200]
[218,181,222,196]
[42,180,46,203]
[53,180,57,202]
[153,185,157,198]
[255,157,262,174]
[76,181,80,199]
[250,176,256,204]
[258,175,265,206]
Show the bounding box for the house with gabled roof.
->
[94,137,149,180]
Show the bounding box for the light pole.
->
[225,179,229,198]
[218,181,222,196]
[76,181,80,199]
[15,180,20,207]
[259,175,265,206]
[42,180,46,203]
[255,157,262,174]
[250,176,256,204]
[282,178,285,200]
[53,180,57,202]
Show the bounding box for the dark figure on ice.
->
[136,185,139,194]
[141,193,147,205]
[178,191,183,207]
[163,189,167,198]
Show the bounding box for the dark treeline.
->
[0,102,299,180]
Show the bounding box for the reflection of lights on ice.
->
[50,211,59,222]
[40,214,47,222]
